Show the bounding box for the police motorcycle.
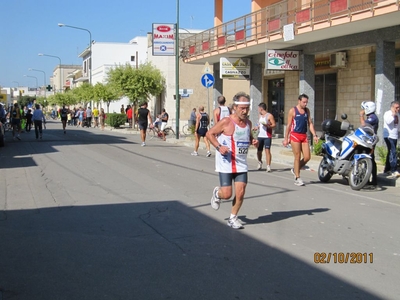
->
[318,102,378,190]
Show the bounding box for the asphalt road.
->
[1,121,399,300]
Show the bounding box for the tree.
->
[45,91,77,107]
[72,83,94,107]
[18,95,36,108]
[93,82,119,113]
[107,62,165,123]
[35,96,47,109]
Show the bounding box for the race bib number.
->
[237,141,249,155]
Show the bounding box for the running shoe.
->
[266,165,271,172]
[257,161,262,170]
[291,168,295,178]
[294,177,305,186]
[191,151,198,156]
[227,217,244,229]
[206,151,211,157]
[211,186,221,210]
[141,142,146,147]
[392,171,400,177]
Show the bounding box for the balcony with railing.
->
[181,0,400,64]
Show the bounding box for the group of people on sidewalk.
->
[66,106,105,130]
[5,102,47,140]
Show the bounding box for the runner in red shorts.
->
[283,94,319,186]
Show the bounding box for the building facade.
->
[74,36,148,113]
[50,65,82,93]
[181,0,400,141]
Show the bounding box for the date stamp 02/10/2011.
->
[314,252,374,264]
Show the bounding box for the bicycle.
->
[181,122,195,136]
[147,125,176,140]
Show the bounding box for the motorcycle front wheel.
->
[349,158,372,190]
[318,157,333,182]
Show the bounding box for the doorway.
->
[314,73,337,131]
[268,78,285,135]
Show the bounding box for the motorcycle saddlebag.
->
[321,119,347,137]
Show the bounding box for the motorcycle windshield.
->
[355,126,377,145]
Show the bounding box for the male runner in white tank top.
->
[213,95,231,125]
[254,102,276,172]
[206,92,259,229]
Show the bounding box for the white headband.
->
[234,101,250,105]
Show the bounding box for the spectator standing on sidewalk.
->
[85,106,92,128]
[191,106,211,157]
[137,102,153,146]
[127,105,133,128]
[383,100,400,177]
[283,94,319,186]
[76,107,84,127]
[32,104,46,140]
[11,103,22,140]
[206,92,258,229]
[93,107,99,128]
[359,101,379,187]
[189,108,197,127]
[255,103,276,172]
[213,95,231,125]
[100,108,106,131]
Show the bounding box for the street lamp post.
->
[175,0,180,139]
[58,23,92,86]
[38,53,62,93]
[29,68,46,98]
[24,75,38,96]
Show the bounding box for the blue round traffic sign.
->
[201,73,214,88]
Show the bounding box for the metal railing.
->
[180,0,399,60]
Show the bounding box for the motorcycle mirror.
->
[341,113,348,120]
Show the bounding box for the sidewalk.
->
[107,126,399,188]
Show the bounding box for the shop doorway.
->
[315,73,337,131]
[268,78,285,135]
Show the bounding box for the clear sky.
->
[0,0,249,89]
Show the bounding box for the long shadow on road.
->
[0,201,381,300]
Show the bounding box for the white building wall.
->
[88,36,149,113]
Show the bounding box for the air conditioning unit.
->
[330,52,347,68]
